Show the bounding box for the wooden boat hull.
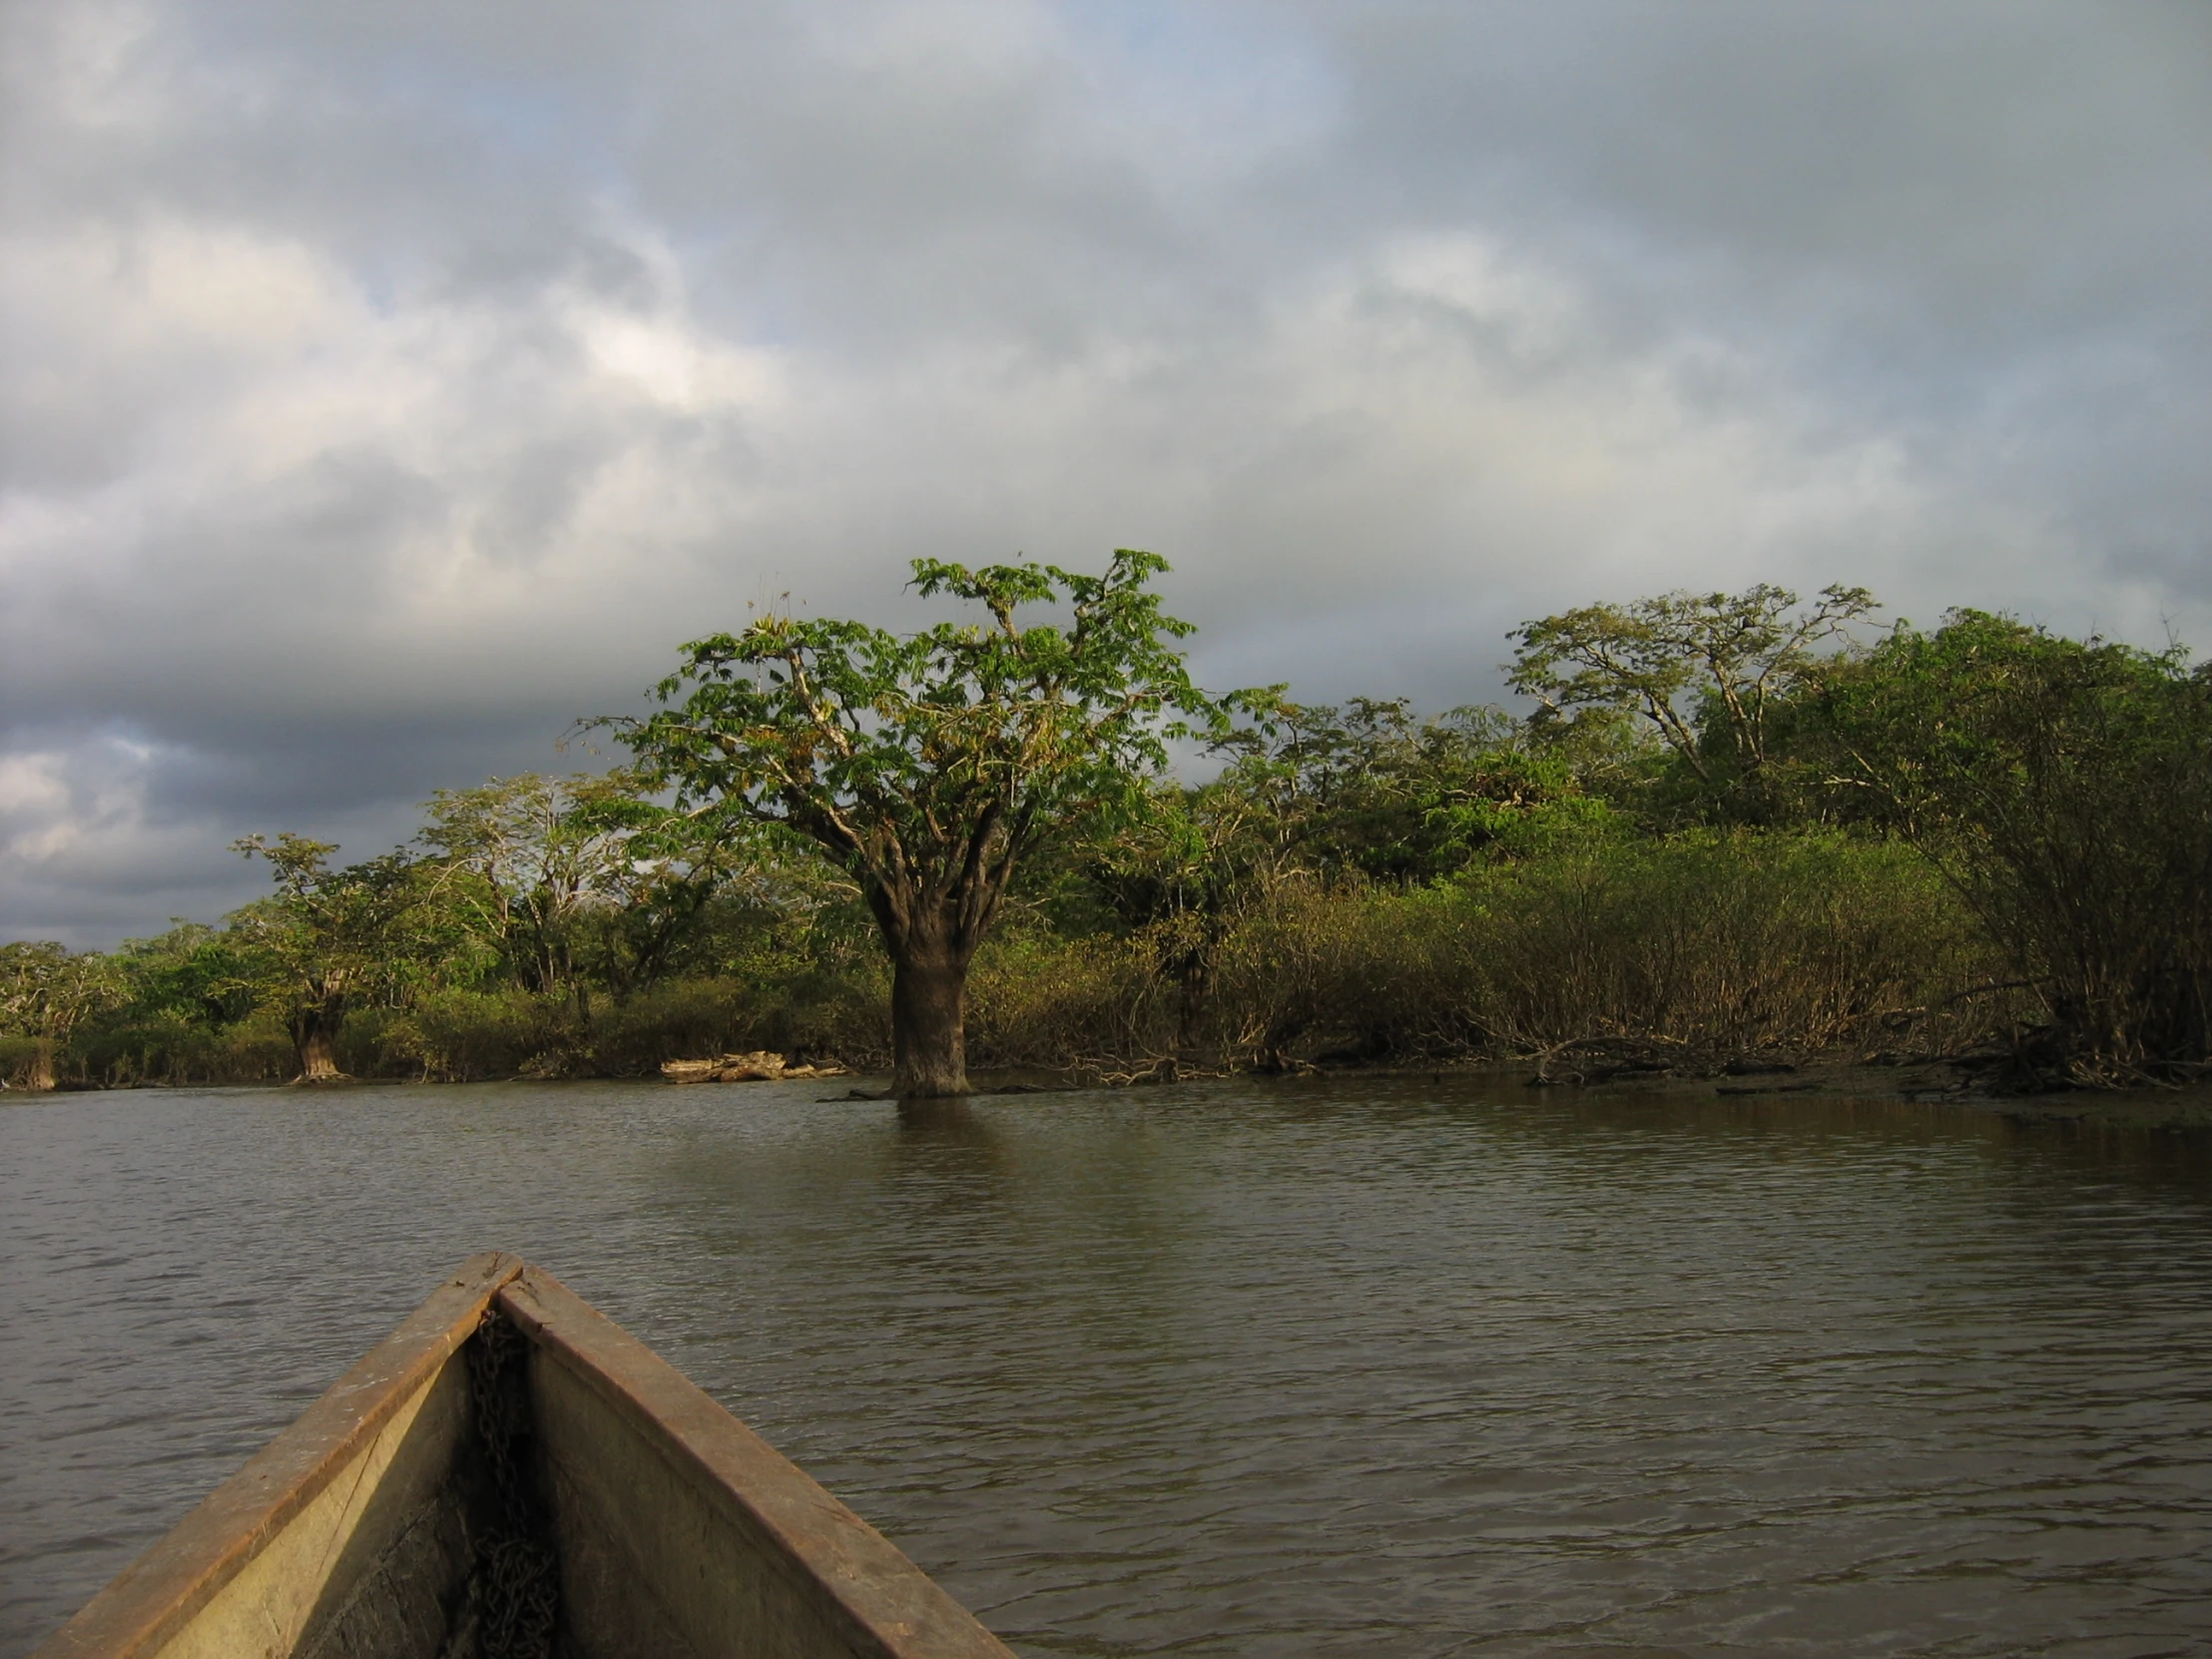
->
[35,1255,1014,1659]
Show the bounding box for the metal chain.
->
[457,1308,560,1659]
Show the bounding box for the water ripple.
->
[4,1081,2211,1656]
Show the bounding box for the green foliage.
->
[951,832,2000,1073]
[63,924,291,1085]
[417,769,748,1001]
[229,832,434,1075]
[1211,695,1620,879]
[0,940,124,1087]
[1819,611,2212,1079]
[27,569,2203,1095]
[1509,583,1877,822]
[613,551,1217,947]
[109,923,263,1026]
[0,939,124,1041]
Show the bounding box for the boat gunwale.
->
[30,1251,526,1659]
[497,1264,1016,1659]
[33,1256,1019,1659]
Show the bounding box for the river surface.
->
[4,1079,2211,1657]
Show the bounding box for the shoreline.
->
[14,1056,2212,1131]
[1371,1056,2212,1131]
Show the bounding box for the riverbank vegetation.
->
[6,573,2207,1094]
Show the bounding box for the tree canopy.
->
[16,572,2207,1095]
[0,941,122,1090]
[611,550,1219,1095]
[231,832,425,1081]
[1818,610,2212,1079]
[1508,583,1877,820]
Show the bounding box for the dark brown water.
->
[5,1079,2211,1657]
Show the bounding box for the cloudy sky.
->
[3,1,2208,946]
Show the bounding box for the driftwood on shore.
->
[660,1051,847,1085]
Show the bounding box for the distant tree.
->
[0,941,122,1090]
[1818,611,2212,1081]
[611,552,1218,1096]
[418,769,750,1011]
[1082,693,1612,1053]
[418,776,599,1000]
[577,802,797,998]
[231,833,423,1082]
[1215,695,1610,881]
[1081,775,1274,1056]
[1508,584,1877,820]
[109,922,265,1030]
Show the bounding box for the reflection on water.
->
[5,1079,2211,1657]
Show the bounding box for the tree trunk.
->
[23,1038,57,1092]
[890,947,971,1098]
[1175,947,1211,1052]
[292,1006,348,1083]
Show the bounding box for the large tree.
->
[0,941,121,1090]
[1508,583,1876,821]
[231,833,423,1081]
[1817,611,2212,1081]
[612,551,1217,1096]
[418,770,744,1010]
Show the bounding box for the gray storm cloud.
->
[3,0,2208,945]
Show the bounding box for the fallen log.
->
[661,1052,848,1084]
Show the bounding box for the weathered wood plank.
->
[33,1253,525,1659]
[497,1266,1015,1659]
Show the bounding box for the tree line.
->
[5,555,2207,1095]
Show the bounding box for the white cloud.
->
[2,207,793,690]
[0,732,234,946]
[31,0,173,133]
[2,0,2206,943]
[0,753,77,850]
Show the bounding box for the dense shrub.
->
[28,829,2018,1089]
[1,1034,48,1088]
[380,990,565,1082]
[954,833,2007,1075]
[965,929,1167,1070]
[584,973,886,1075]
[1445,832,2004,1059]
[1199,878,1467,1068]
[73,1011,295,1087]
[379,972,891,1081]
[1821,614,2212,1080]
